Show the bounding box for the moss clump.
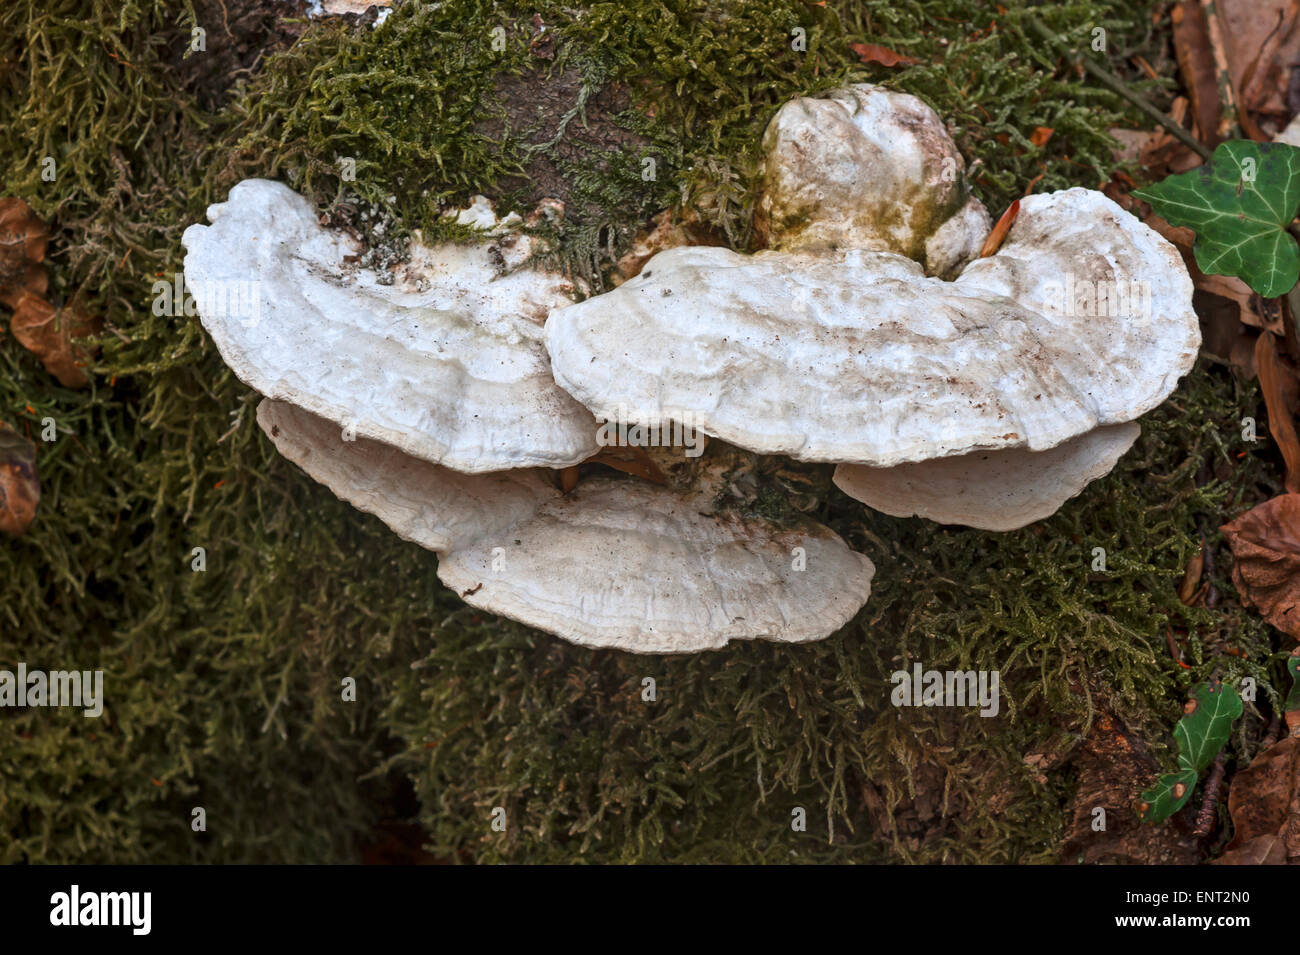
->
[3,0,1283,864]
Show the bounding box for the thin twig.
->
[1194,751,1227,836]
[1026,15,1213,161]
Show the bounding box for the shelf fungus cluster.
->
[183,179,872,652]
[184,83,1198,652]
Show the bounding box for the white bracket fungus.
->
[182,179,598,473]
[258,399,873,653]
[756,84,991,277]
[187,79,1201,656]
[832,423,1141,532]
[546,84,1199,530]
[547,188,1195,469]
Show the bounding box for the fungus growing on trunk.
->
[547,85,1198,529]
[258,400,873,653]
[182,179,598,473]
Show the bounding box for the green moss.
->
[1,0,1284,864]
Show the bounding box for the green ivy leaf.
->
[1136,681,1242,824]
[1133,140,1300,298]
[1174,681,1243,774]
[1138,769,1198,824]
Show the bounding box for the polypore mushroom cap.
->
[437,478,873,652]
[833,422,1140,531]
[546,188,1197,467]
[756,84,989,276]
[182,178,598,473]
[256,399,552,553]
[258,399,873,653]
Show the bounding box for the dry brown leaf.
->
[1144,212,1281,350]
[1221,493,1300,638]
[1178,548,1206,604]
[848,43,915,67]
[1215,736,1300,864]
[1171,1,1223,145]
[9,291,98,388]
[1109,127,1158,165]
[1219,0,1300,122]
[588,445,667,484]
[979,199,1019,258]
[1029,126,1054,148]
[1256,333,1300,491]
[1197,294,1259,377]
[614,208,718,284]
[0,419,39,536]
[0,197,49,309]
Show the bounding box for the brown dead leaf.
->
[1143,212,1280,353]
[848,43,915,67]
[0,420,39,536]
[558,465,580,494]
[1171,2,1223,145]
[1290,646,1300,737]
[1215,736,1300,864]
[1196,288,1259,377]
[1221,493,1300,639]
[979,199,1019,258]
[1029,126,1054,148]
[0,197,49,309]
[588,445,667,484]
[9,291,99,388]
[1220,0,1300,124]
[1256,333,1300,491]
[1178,548,1206,604]
[614,208,720,284]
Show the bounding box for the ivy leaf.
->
[1137,681,1242,824]
[1133,141,1300,298]
[1138,769,1198,824]
[1174,681,1243,774]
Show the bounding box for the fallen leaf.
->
[848,43,915,67]
[0,197,49,309]
[1215,736,1300,864]
[589,445,667,484]
[1256,332,1300,490]
[1110,128,1157,165]
[1171,1,1223,145]
[1029,126,1054,148]
[979,199,1019,257]
[1178,548,1206,604]
[558,465,579,493]
[1196,292,1259,377]
[0,420,39,536]
[1219,0,1300,122]
[1221,493,1300,638]
[10,291,98,387]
